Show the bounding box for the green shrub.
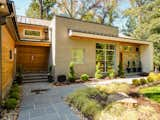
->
[147,76,154,82]
[118,61,125,78]
[132,79,141,86]
[9,91,20,100]
[80,74,89,81]
[10,84,19,93]
[68,62,76,82]
[107,66,115,79]
[95,62,103,79]
[139,78,147,85]
[5,98,17,110]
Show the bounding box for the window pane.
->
[96,50,104,61]
[24,30,40,36]
[96,43,105,49]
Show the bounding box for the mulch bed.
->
[1,85,23,120]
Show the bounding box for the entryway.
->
[16,45,49,73]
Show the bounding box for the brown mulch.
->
[137,97,160,113]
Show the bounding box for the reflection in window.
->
[96,43,115,72]
[72,49,84,64]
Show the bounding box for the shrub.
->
[107,66,115,79]
[80,74,89,81]
[147,76,154,83]
[9,92,20,100]
[95,62,103,79]
[67,87,103,119]
[148,72,159,81]
[118,61,125,78]
[68,62,76,82]
[139,78,147,85]
[10,84,19,93]
[5,98,17,110]
[132,79,141,86]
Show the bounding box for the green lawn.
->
[139,85,160,103]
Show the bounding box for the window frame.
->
[23,29,41,38]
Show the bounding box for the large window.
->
[24,29,41,37]
[96,43,116,72]
[72,49,84,64]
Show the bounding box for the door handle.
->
[31,55,34,61]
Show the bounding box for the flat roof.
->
[69,30,151,45]
[17,16,51,27]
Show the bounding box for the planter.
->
[126,68,131,73]
[132,68,136,72]
[48,75,54,83]
[138,67,142,72]
[16,76,23,84]
[57,75,66,82]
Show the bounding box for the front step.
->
[22,73,49,83]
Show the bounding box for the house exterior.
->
[0,0,153,100]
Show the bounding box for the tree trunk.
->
[38,0,43,19]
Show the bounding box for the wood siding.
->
[17,46,49,73]
[1,25,16,99]
[18,23,49,40]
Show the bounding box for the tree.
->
[125,0,160,69]
[26,0,56,19]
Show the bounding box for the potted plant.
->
[16,64,23,84]
[48,65,54,82]
[138,61,142,72]
[132,61,136,72]
[126,61,131,73]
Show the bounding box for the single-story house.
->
[0,0,153,100]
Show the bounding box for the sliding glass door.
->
[96,43,116,72]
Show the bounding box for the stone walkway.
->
[18,83,85,120]
[18,76,144,120]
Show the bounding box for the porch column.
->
[140,43,153,73]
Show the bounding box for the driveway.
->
[18,83,85,120]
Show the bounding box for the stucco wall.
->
[1,25,15,99]
[140,44,153,72]
[52,16,153,79]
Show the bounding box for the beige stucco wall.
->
[51,16,153,79]
[140,43,154,72]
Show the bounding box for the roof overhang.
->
[16,41,51,47]
[69,30,151,45]
[0,0,9,17]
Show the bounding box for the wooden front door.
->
[17,46,49,73]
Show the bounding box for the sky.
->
[13,0,131,32]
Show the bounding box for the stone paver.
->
[18,83,85,120]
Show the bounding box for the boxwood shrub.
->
[80,74,89,81]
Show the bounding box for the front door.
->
[17,46,49,73]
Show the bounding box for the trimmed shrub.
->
[10,84,19,93]
[118,61,125,78]
[80,74,89,81]
[95,62,103,79]
[9,92,20,100]
[139,78,147,85]
[68,62,76,82]
[148,72,159,81]
[147,76,154,83]
[5,98,17,110]
[107,66,115,79]
[132,79,141,86]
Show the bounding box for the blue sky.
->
[13,0,130,31]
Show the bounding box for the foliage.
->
[96,83,130,94]
[132,79,141,86]
[4,98,18,110]
[139,85,160,103]
[66,87,105,119]
[80,74,89,81]
[107,66,115,79]
[139,78,148,85]
[95,62,103,79]
[68,62,76,82]
[16,64,23,84]
[118,61,125,78]
[9,92,20,100]
[95,102,159,120]
[26,0,56,19]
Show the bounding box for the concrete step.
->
[23,79,48,83]
[23,73,48,77]
[23,76,48,80]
